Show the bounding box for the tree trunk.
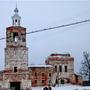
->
[89,66,90,81]
[89,72,90,81]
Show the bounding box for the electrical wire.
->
[0,19,90,41]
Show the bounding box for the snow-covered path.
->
[32,85,90,90]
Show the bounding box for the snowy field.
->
[32,84,90,90]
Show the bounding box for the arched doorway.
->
[61,79,64,84]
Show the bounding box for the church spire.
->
[14,7,18,14]
[14,3,18,14]
[12,5,21,26]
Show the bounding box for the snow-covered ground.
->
[32,84,90,90]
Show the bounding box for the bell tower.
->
[5,7,28,72]
[12,6,21,26]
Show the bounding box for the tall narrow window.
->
[49,73,51,77]
[42,73,44,76]
[21,33,26,42]
[55,65,57,72]
[13,33,18,42]
[59,65,62,72]
[15,19,17,22]
[35,73,37,76]
[14,67,17,72]
[15,37,18,42]
[76,75,78,82]
[65,66,67,72]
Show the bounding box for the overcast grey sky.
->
[0,0,90,73]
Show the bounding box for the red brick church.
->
[0,7,82,90]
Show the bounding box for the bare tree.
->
[80,52,90,81]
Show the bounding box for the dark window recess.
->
[76,75,78,82]
[42,80,45,83]
[15,19,17,22]
[68,79,70,83]
[13,33,18,42]
[65,66,67,72]
[55,66,57,72]
[61,79,64,84]
[49,73,51,77]
[59,65,62,72]
[14,67,17,72]
[22,38,26,42]
[35,73,37,76]
[34,80,37,84]
[21,33,26,42]
[42,73,44,76]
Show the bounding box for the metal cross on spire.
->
[14,3,19,14]
[12,3,21,26]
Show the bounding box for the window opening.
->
[13,33,18,42]
[59,65,62,72]
[14,67,17,72]
[65,66,67,72]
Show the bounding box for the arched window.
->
[15,19,17,22]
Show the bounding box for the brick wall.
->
[29,65,53,86]
[45,53,74,84]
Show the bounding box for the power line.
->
[27,19,90,34]
[0,19,90,41]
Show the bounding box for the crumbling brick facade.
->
[0,7,83,89]
[29,65,53,86]
[69,74,83,85]
[45,53,74,85]
[0,7,31,90]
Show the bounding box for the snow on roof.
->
[30,64,53,68]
